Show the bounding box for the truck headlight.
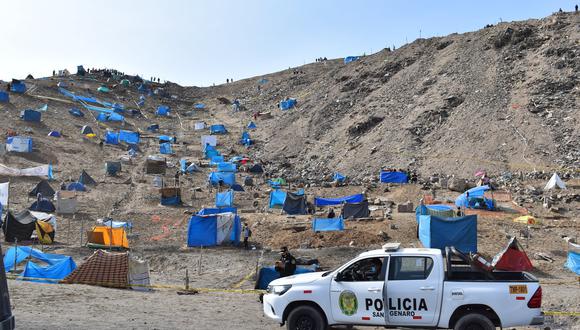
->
[267,284,292,295]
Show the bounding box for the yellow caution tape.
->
[544,311,580,316]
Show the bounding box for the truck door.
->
[330,257,387,326]
[384,256,441,327]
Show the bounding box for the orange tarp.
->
[87,227,129,248]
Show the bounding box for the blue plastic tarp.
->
[29,199,56,212]
[194,103,205,109]
[333,173,346,183]
[279,99,297,110]
[4,247,76,283]
[159,135,175,143]
[68,107,84,117]
[208,172,236,186]
[216,190,234,208]
[6,136,32,153]
[205,145,221,159]
[11,82,26,93]
[419,215,477,253]
[313,217,345,232]
[66,182,86,192]
[247,121,257,129]
[187,214,241,247]
[102,220,132,229]
[217,162,236,172]
[380,171,408,183]
[21,109,41,122]
[161,195,181,206]
[269,190,287,208]
[210,156,225,165]
[198,207,237,215]
[565,251,580,275]
[160,142,173,154]
[105,131,119,144]
[119,130,140,145]
[314,193,364,207]
[147,124,159,132]
[415,204,455,222]
[344,56,360,64]
[455,185,490,208]
[156,105,170,116]
[210,124,227,134]
[0,91,9,103]
[256,266,316,290]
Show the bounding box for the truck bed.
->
[446,269,537,282]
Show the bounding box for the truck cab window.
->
[388,256,433,280]
[340,257,384,282]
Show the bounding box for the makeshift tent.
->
[47,131,61,138]
[194,103,205,109]
[159,135,175,143]
[269,190,287,208]
[249,164,264,173]
[35,220,55,244]
[217,162,236,172]
[0,163,52,178]
[333,173,346,183]
[544,173,566,191]
[159,142,173,154]
[10,79,26,93]
[341,200,370,219]
[80,125,93,135]
[255,265,316,290]
[0,91,9,103]
[186,213,241,247]
[86,227,129,249]
[63,250,150,290]
[209,155,224,165]
[55,191,77,214]
[247,121,257,129]
[194,122,206,130]
[379,171,408,183]
[491,237,533,271]
[6,136,32,153]
[29,198,56,213]
[314,193,364,207]
[180,159,199,174]
[66,182,86,192]
[268,177,287,188]
[565,242,580,275]
[102,220,132,229]
[118,130,140,145]
[208,172,236,186]
[145,157,166,174]
[418,215,477,253]
[77,65,86,75]
[202,135,218,147]
[146,124,159,132]
[20,109,41,122]
[29,180,55,198]
[283,192,307,215]
[215,190,234,208]
[210,124,227,134]
[97,112,124,122]
[455,185,495,210]
[344,56,360,64]
[313,217,345,232]
[4,247,76,283]
[105,161,121,176]
[197,207,237,215]
[279,99,297,110]
[415,204,455,222]
[2,210,37,242]
[156,105,170,116]
[231,184,245,192]
[79,170,97,186]
[159,187,181,206]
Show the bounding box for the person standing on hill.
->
[275,247,296,277]
[576,4,578,12]
[242,223,252,250]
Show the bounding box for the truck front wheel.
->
[286,305,326,330]
[453,313,495,330]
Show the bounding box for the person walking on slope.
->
[242,223,252,250]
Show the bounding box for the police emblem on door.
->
[339,290,358,316]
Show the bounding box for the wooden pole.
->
[79,213,83,247]
[198,246,203,275]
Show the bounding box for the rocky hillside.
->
[187,12,579,182]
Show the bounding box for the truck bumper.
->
[263,293,284,323]
[530,313,544,326]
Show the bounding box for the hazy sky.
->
[0,0,573,86]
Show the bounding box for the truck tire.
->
[286,305,326,330]
[453,313,495,330]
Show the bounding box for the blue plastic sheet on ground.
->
[4,246,76,283]
[312,217,344,232]
[565,251,580,275]
[210,124,227,134]
[314,193,364,207]
[256,266,317,290]
[419,215,477,253]
[160,142,173,154]
[269,190,287,208]
[279,99,297,110]
[215,190,234,208]
[379,171,408,183]
[118,130,140,145]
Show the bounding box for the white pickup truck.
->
[263,244,543,330]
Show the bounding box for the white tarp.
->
[194,122,206,130]
[0,164,52,178]
[201,135,217,147]
[128,256,151,291]
[29,211,57,231]
[0,182,8,207]
[6,137,32,153]
[544,173,566,191]
[55,191,78,214]
[216,212,235,245]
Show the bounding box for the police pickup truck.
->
[263,244,543,330]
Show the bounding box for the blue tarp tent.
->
[6,136,32,153]
[279,99,297,110]
[194,103,205,109]
[105,162,121,176]
[119,130,140,145]
[159,135,175,143]
[105,131,119,144]
[209,155,224,165]
[187,213,241,247]
[333,173,346,183]
[21,109,41,122]
[205,145,221,159]
[256,266,316,290]
[68,107,84,117]
[4,247,76,283]
[380,171,408,183]
[240,132,252,146]
[313,217,344,232]
[198,207,237,215]
[0,91,9,103]
[217,162,236,172]
[415,204,455,222]
[344,56,360,64]
[160,142,173,154]
[47,131,61,138]
[208,172,236,186]
[156,105,170,116]
[215,190,234,208]
[66,182,86,192]
[147,124,159,132]
[210,124,227,134]
[247,121,257,129]
[10,80,26,93]
[565,251,580,275]
[455,185,495,210]
[269,190,287,208]
[419,215,477,253]
[314,193,364,207]
[29,199,56,212]
[112,103,124,113]
[97,112,124,122]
